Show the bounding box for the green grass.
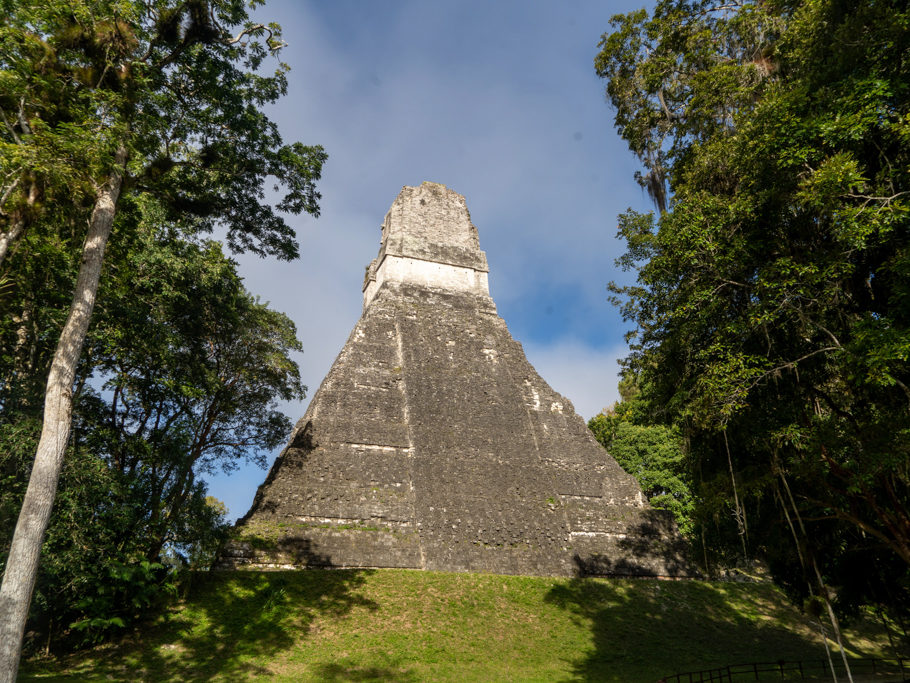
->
[20,570,904,682]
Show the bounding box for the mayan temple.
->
[219,182,689,577]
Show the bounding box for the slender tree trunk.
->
[723,428,748,559]
[0,217,25,267]
[814,618,838,683]
[0,183,38,268]
[811,555,853,683]
[701,526,710,575]
[874,604,899,659]
[778,469,854,683]
[775,476,841,683]
[147,465,197,562]
[0,146,126,683]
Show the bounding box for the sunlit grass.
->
[21,570,903,682]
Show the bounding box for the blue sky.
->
[207,0,656,521]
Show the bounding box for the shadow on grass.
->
[25,536,388,683]
[182,570,380,678]
[314,661,419,682]
[544,572,835,682]
[123,566,379,681]
[22,562,421,682]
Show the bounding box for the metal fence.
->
[659,657,908,682]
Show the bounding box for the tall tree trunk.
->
[775,473,841,683]
[723,428,749,559]
[0,146,126,683]
[778,468,854,683]
[0,182,38,269]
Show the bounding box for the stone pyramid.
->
[220,182,689,577]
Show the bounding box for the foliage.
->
[0,215,306,648]
[0,0,327,262]
[85,211,305,560]
[0,0,323,656]
[597,0,910,624]
[589,406,695,536]
[69,560,175,645]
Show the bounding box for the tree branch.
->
[0,107,22,144]
[748,346,840,390]
[17,98,32,136]
[225,23,285,50]
[657,88,678,122]
[0,177,21,212]
[845,190,910,209]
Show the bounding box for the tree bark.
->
[0,146,126,683]
[778,469,854,683]
[0,182,38,269]
[0,217,25,267]
[723,428,749,559]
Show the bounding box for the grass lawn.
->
[20,569,905,682]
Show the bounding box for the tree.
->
[589,376,695,536]
[1,209,307,649]
[85,217,306,564]
[0,1,325,677]
[590,413,695,536]
[597,0,910,641]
